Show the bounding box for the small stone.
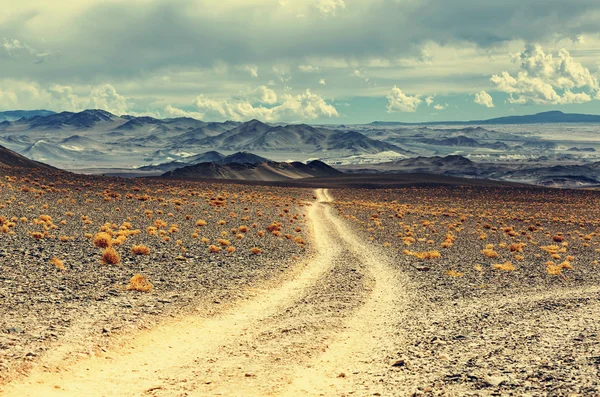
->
[391,359,406,367]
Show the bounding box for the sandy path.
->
[2,189,405,396]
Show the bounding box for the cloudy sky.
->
[2,0,600,123]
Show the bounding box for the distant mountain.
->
[195,120,411,154]
[418,135,510,150]
[163,157,342,181]
[219,152,269,164]
[22,140,104,163]
[327,131,412,154]
[27,109,116,129]
[138,151,226,172]
[60,135,108,151]
[0,144,55,169]
[0,110,56,122]
[370,111,600,126]
[115,116,163,131]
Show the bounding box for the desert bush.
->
[492,262,515,271]
[208,245,221,253]
[126,274,153,292]
[445,269,463,277]
[93,232,112,248]
[250,247,262,255]
[508,242,526,252]
[131,245,150,255]
[29,231,44,240]
[404,250,441,259]
[482,249,499,258]
[101,247,121,265]
[50,257,65,271]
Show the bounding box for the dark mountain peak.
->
[537,110,564,116]
[116,116,162,131]
[80,109,115,120]
[219,151,269,165]
[27,109,116,129]
[238,119,270,130]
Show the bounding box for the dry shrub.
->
[208,245,221,253]
[238,225,249,233]
[404,250,441,259]
[93,232,112,248]
[131,245,150,255]
[101,247,121,265]
[50,257,65,271]
[492,262,515,271]
[402,237,416,245]
[29,231,44,240]
[552,234,565,242]
[250,247,262,255]
[482,249,499,258]
[445,269,463,277]
[508,243,526,252]
[127,274,153,292]
[217,238,231,246]
[226,246,236,253]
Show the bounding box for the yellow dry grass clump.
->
[208,245,221,253]
[131,245,150,255]
[492,261,516,271]
[546,260,573,275]
[482,248,499,258]
[250,247,262,255]
[93,232,112,248]
[403,250,441,259]
[50,257,65,271]
[445,269,463,277]
[101,247,121,265]
[126,274,153,292]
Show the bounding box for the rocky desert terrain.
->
[1,167,600,396]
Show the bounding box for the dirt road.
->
[3,189,406,396]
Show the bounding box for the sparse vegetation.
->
[126,274,153,292]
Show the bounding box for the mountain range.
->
[370,111,600,126]
[0,110,411,169]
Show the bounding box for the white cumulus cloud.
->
[192,88,338,122]
[386,86,422,113]
[316,0,346,15]
[491,44,600,104]
[298,64,320,73]
[87,84,129,115]
[474,90,495,108]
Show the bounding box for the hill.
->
[0,144,55,169]
[162,159,342,181]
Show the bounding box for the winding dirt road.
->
[3,189,406,396]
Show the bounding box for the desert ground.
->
[1,168,600,396]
